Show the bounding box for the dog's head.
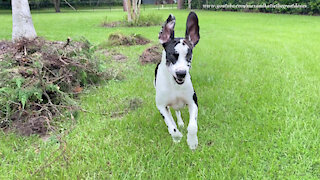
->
[159,12,200,85]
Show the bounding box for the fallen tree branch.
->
[63,0,77,11]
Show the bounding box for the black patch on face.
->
[193,91,198,107]
[186,48,193,63]
[163,38,193,67]
[164,38,184,66]
[154,63,160,85]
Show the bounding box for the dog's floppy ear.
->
[159,14,175,44]
[185,12,200,47]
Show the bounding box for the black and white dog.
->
[154,12,200,150]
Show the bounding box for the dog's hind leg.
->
[157,105,183,143]
[175,111,184,128]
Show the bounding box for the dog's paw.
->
[170,128,183,143]
[187,133,198,150]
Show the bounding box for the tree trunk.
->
[132,0,136,21]
[123,0,128,11]
[177,0,184,9]
[188,0,191,9]
[127,0,132,22]
[137,0,141,19]
[54,0,61,12]
[12,0,37,42]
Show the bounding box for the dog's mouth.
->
[173,76,185,85]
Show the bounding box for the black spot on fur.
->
[193,91,198,107]
[154,63,160,85]
[160,112,165,119]
[174,128,176,132]
[186,48,193,62]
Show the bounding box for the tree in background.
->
[12,0,37,42]
[123,0,128,11]
[53,0,61,12]
[124,0,142,22]
[177,0,184,9]
[188,0,191,9]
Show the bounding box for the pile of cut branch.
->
[0,37,112,135]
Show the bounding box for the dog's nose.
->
[176,70,186,79]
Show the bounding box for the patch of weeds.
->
[0,37,114,136]
[101,13,163,28]
[125,13,163,27]
[107,32,150,46]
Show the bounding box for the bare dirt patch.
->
[112,53,127,62]
[103,50,127,62]
[139,44,162,64]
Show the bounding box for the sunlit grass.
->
[1,9,320,179]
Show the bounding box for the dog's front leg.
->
[187,101,198,150]
[157,105,183,143]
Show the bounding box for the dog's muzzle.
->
[174,70,186,85]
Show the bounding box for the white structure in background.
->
[12,0,37,42]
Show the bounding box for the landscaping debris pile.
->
[139,44,162,64]
[108,32,150,46]
[0,37,111,135]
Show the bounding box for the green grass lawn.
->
[1,8,320,179]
